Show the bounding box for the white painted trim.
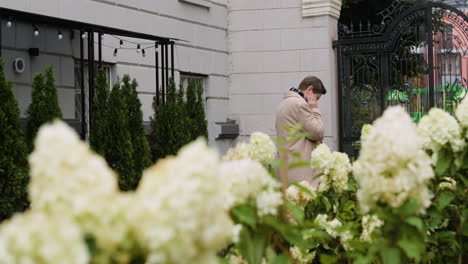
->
[302,0,342,19]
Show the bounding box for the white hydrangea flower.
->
[220,159,282,216]
[286,181,317,207]
[256,188,283,216]
[28,120,119,214]
[310,144,334,173]
[136,139,234,264]
[312,144,352,193]
[340,230,354,251]
[290,246,316,264]
[438,177,457,191]
[223,132,276,165]
[314,214,342,238]
[223,142,251,162]
[353,106,434,214]
[0,212,89,264]
[455,96,468,134]
[418,108,465,158]
[249,132,277,164]
[360,215,384,241]
[360,124,373,143]
[232,225,243,244]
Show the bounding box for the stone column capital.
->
[302,0,342,19]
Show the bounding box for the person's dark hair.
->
[298,76,327,95]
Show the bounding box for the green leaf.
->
[398,200,418,216]
[322,196,332,212]
[238,227,267,264]
[398,238,424,262]
[291,152,302,158]
[217,257,230,264]
[231,204,258,229]
[437,191,455,210]
[319,254,337,264]
[289,161,311,169]
[302,228,331,241]
[270,159,282,169]
[435,149,452,176]
[270,254,292,264]
[292,182,315,198]
[405,217,424,232]
[285,200,305,224]
[380,247,401,264]
[262,216,314,249]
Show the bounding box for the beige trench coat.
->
[275,91,324,185]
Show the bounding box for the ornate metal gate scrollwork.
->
[335,0,468,157]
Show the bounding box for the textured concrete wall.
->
[227,0,340,150]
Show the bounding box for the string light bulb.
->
[6,18,12,28]
[120,39,123,48]
[137,44,141,53]
[58,31,63,40]
[33,25,39,37]
[142,49,146,57]
[81,32,87,39]
[113,48,118,57]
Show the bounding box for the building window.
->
[74,62,112,121]
[180,73,207,106]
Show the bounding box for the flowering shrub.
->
[1,96,467,264]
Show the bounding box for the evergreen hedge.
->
[90,70,110,157]
[26,66,62,151]
[120,75,151,189]
[150,77,192,161]
[0,58,29,221]
[106,83,136,191]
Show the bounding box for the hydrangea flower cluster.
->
[360,214,384,241]
[438,177,457,191]
[3,121,236,264]
[220,159,282,216]
[353,106,434,214]
[28,121,119,214]
[290,246,316,264]
[314,214,343,238]
[360,124,373,143]
[223,132,276,165]
[135,139,235,264]
[455,96,468,137]
[285,181,317,207]
[418,108,465,160]
[310,144,352,193]
[0,212,89,264]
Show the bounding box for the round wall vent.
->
[13,57,26,74]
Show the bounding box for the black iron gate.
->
[335,0,468,157]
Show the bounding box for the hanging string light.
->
[113,48,118,57]
[33,25,39,37]
[58,31,63,40]
[120,39,124,48]
[142,49,146,57]
[6,17,12,28]
[81,32,87,39]
[137,44,141,53]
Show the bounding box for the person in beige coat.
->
[275,76,326,185]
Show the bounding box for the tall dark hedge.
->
[185,80,197,140]
[26,66,62,151]
[89,70,110,157]
[150,77,191,161]
[0,58,29,221]
[106,83,135,191]
[194,80,208,139]
[120,75,151,188]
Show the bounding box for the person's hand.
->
[305,90,318,108]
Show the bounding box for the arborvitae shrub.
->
[0,58,29,221]
[26,66,62,151]
[89,70,110,157]
[195,80,208,139]
[106,83,135,191]
[120,75,151,189]
[150,77,191,161]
